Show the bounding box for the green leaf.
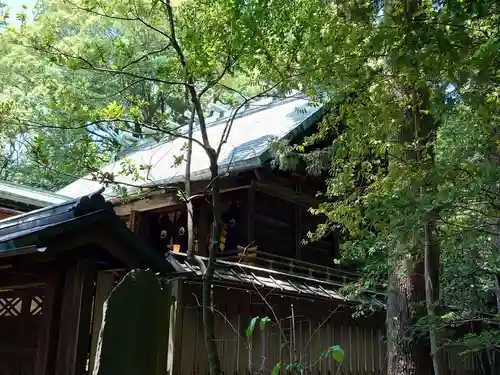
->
[286,363,305,371]
[328,345,344,364]
[271,362,281,375]
[260,316,271,331]
[246,316,259,343]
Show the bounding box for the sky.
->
[4,0,37,21]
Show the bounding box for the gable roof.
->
[58,96,324,199]
[0,180,69,212]
[0,189,171,272]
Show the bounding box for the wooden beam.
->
[114,195,180,217]
[254,182,319,208]
[0,272,45,289]
[255,213,290,228]
[114,183,252,217]
[89,271,116,374]
[55,260,96,375]
[91,227,145,269]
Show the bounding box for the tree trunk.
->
[202,158,222,375]
[185,105,195,260]
[386,0,441,372]
[488,127,500,375]
[387,94,437,375]
[424,215,442,375]
[387,255,433,375]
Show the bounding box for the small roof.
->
[166,252,384,305]
[0,189,171,272]
[0,180,69,211]
[58,96,324,199]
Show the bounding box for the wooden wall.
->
[173,283,387,375]
[171,283,483,375]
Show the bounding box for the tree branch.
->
[119,43,172,71]
[28,41,187,87]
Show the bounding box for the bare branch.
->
[216,79,283,157]
[198,40,250,99]
[65,0,174,42]
[135,120,208,151]
[26,40,187,87]
[64,0,137,21]
[119,43,172,71]
[160,0,212,150]
[86,79,145,100]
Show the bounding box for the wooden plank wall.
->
[177,284,387,375]
[174,283,483,375]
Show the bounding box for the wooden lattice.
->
[0,288,44,375]
[0,293,43,317]
[30,295,43,316]
[0,297,22,317]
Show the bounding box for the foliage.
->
[328,345,344,365]
[269,0,500,365]
[247,316,344,374]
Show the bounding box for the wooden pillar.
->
[170,280,185,375]
[55,260,96,375]
[247,182,256,245]
[130,210,140,233]
[34,272,64,375]
[295,206,302,260]
[197,201,211,257]
[89,271,115,374]
[131,210,152,241]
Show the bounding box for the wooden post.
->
[247,182,256,245]
[197,201,211,257]
[55,260,96,375]
[170,280,185,375]
[34,272,63,375]
[130,210,140,233]
[131,210,152,241]
[295,206,302,260]
[89,271,115,374]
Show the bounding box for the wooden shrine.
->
[0,190,171,375]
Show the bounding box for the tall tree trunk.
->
[386,1,441,374]
[387,253,433,375]
[387,89,436,375]
[387,89,440,374]
[202,156,222,375]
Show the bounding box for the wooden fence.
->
[172,283,484,375]
[174,283,386,375]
